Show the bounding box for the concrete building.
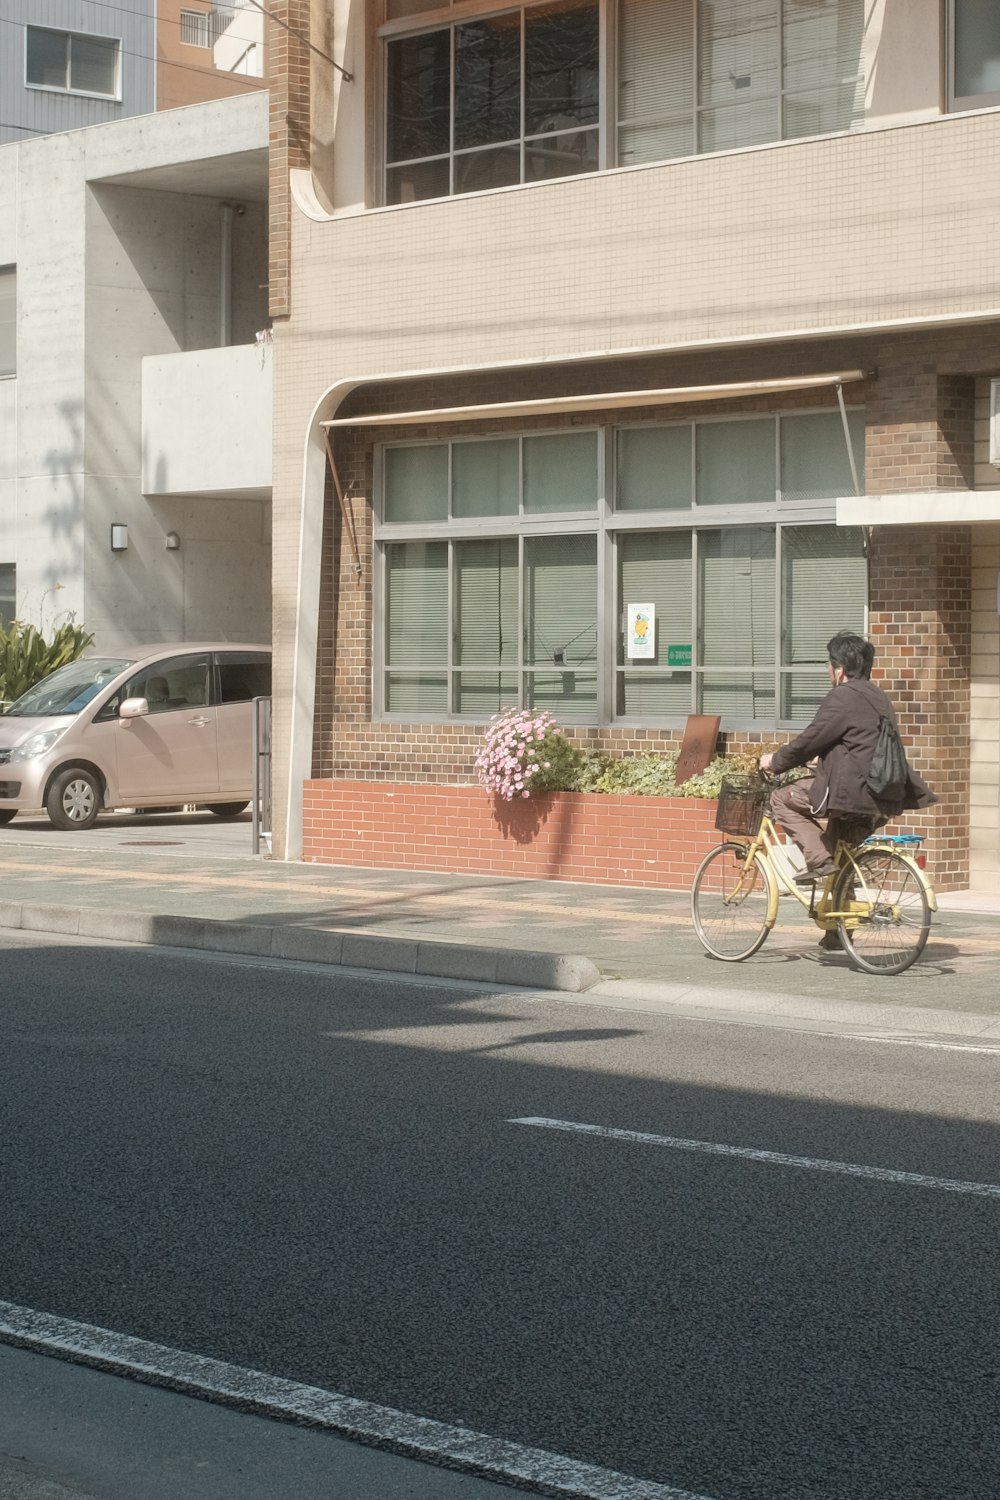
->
[0,0,156,146]
[267,0,1000,892]
[0,92,272,651]
[156,1,267,112]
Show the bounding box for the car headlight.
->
[9,729,66,762]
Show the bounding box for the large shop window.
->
[383,0,864,203]
[950,0,1000,109]
[376,411,866,727]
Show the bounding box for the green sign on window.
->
[667,644,692,668]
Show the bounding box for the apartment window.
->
[382,0,864,201]
[619,0,865,165]
[0,269,14,378]
[376,410,866,726]
[180,7,237,48]
[950,0,1000,109]
[181,9,213,47]
[385,0,600,202]
[25,26,120,98]
[0,566,14,632]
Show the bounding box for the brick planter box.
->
[302,780,721,889]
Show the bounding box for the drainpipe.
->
[219,201,233,346]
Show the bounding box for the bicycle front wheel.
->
[691,842,774,961]
[836,848,931,975]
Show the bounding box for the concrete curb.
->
[0,902,602,995]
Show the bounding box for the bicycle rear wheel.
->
[835,848,931,975]
[691,842,774,961]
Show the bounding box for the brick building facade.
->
[267,0,1000,892]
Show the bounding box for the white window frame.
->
[947,0,1000,112]
[373,409,867,730]
[180,9,213,48]
[24,25,122,102]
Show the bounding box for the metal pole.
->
[836,381,862,497]
[219,202,233,347]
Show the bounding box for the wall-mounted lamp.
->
[110,523,128,552]
[165,531,180,551]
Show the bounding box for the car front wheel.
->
[46,768,102,830]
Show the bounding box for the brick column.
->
[863,353,975,889]
[267,0,311,320]
[868,528,971,889]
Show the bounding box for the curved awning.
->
[320,369,871,429]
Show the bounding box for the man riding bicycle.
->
[759,632,937,887]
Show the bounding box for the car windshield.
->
[2,657,132,717]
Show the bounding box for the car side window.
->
[215,652,271,705]
[128,655,211,715]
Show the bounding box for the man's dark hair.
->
[827,631,874,680]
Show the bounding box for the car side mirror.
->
[119,697,149,720]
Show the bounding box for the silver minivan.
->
[0,643,271,830]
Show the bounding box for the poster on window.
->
[626,603,655,659]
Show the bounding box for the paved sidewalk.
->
[0,812,998,1025]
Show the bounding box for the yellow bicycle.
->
[690,773,937,975]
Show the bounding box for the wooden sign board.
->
[675,713,721,785]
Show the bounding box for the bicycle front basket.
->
[714,776,766,837]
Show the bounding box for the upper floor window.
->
[0,268,14,378]
[25,26,121,99]
[950,0,1000,110]
[386,0,599,203]
[181,9,214,47]
[180,7,237,49]
[382,0,864,203]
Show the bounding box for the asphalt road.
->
[1,930,998,1500]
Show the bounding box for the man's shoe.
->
[794,860,837,885]
[818,930,840,951]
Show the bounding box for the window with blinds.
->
[382,432,599,717]
[617,0,863,165]
[379,410,867,725]
[0,268,15,378]
[0,565,14,633]
[385,541,449,713]
[780,523,866,717]
[25,26,120,97]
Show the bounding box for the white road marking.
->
[0,1300,713,1500]
[510,1118,1000,1201]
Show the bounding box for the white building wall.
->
[0,93,271,652]
[142,343,273,497]
[13,128,89,633]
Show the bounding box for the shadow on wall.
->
[491,792,552,847]
[34,398,85,619]
[88,184,269,354]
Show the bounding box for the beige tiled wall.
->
[970,526,1000,885]
[293,109,1000,385]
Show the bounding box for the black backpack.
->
[867,714,909,802]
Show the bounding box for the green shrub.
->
[0,621,94,708]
